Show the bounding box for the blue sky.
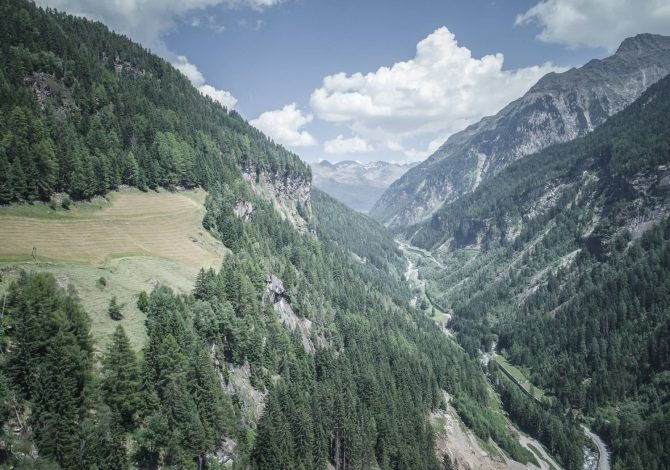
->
[37,0,670,163]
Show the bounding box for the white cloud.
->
[173,55,207,86]
[403,134,449,162]
[250,103,317,147]
[324,135,373,154]
[310,27,561,150]
[199,84,238,109]
[174,56,238,109]
[517,0,670,50]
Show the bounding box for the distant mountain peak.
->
[311,160,418,212]
[616,33,670,54]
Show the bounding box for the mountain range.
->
[310,160,417,212]
[0,1,669,469]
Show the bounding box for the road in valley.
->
[582,426,610,470]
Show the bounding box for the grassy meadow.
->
[0,188,227,350]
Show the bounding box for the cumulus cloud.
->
[173,56,237,109]
[324,135,373,154]
[250,104,317,147]
[310,27,561,149]
[517,0,670,50]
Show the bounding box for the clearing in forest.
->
[0,188,226,267]
[0,188,227,350]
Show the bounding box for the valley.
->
[0,1,668,469]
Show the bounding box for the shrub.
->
[108,296,123,320]
[137,291,149,313]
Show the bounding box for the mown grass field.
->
[0,188,227,350]
[0,188,225,267]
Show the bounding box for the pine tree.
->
[122,151,140,185]
[102,326,141,428]
[9,158,26,201]
[32,138,58,199]
[137,290,149,313]
[0,154,13,203]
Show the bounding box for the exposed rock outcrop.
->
[265,274,315,353]
[242,168,312,231]
[233,198,253,221]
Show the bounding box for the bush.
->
[137,291,149,313]
[61,196,71,210]
[97,276,107,288]
[108,296,123,320]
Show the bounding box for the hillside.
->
[406,72,670,470]
[0,187,225,349]
[311,160,417,212]
[371,34,670,228]
[0,2,561,469]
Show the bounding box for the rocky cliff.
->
[371,34,670,228]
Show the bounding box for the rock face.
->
[311,160,418,213]
[265,274,315,353]
[242,168,312,231]
[233,198,253,221]
[371,34,670,228]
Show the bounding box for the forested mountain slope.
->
[408,72,670,470]
[0,1,559,468]
[371,34,670,228]
[0,0,310,211]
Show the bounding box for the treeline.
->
[0,0,309,204]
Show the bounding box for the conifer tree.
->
[0,154,13,204]
[102,326,141,428]
[137,290,149,313]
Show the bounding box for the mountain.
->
[0,1,557,469]
[408,72,670,470]
[311,159,417,212]
[371,33,670,227]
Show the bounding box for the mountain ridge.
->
[311,159,417,212]
[371,33,670,227]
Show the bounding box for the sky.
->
[35,0,670,164]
